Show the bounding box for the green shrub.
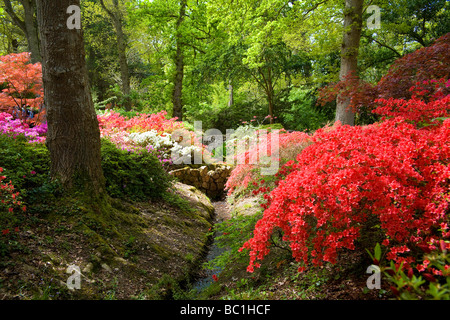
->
[100,139,172,201]
[0,133,172,203]
[0,134,50,199]
[204,211,263,272]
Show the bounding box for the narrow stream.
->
[192,201,231,292]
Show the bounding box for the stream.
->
[192,201,231,292]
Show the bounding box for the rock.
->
[101,263,112,273]
[83,263,94,274]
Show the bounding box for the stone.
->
[101,263,112,273]
[83,263,94,273]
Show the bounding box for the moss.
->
[1,172,215,300]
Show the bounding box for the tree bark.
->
[227,80,233,107]
[3,0,41,62]
[172,0,186,121]
[100,0,131,111]
[335,0,363,126]
[36,0,105,195]
[21,0,41,63]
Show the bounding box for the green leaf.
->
[374,243,382,261]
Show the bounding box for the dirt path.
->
[191,201,232,292]
[212,200,232,223]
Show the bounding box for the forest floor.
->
[0,182,215,300]
[0,181,393,300]
[196,196,393,301]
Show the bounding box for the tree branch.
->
[363,34,402,58]
[2,0,26,33]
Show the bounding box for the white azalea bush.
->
[129,130,208,165]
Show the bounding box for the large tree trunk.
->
[36,0,105,195]
[335,0,363,126]
[3,0,41,62]
[172,0,186,121]
[100,0,131,111]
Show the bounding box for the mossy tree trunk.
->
[36,0,105,196]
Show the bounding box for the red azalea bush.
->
[373,78,450,125]
[317,33,450,114]
[97,110,184,135]
[1,167,25,240]
[240,93,450,273]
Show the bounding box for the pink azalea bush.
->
[225,129,312,196]
[0,112,47,143]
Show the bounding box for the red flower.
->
[422,273,437,283]
[390,286,400,297]
[212,274,218,282]
[2,229,9,235]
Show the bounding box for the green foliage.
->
[100,138,172,201]
[367,242,450,300]
[384,256,450,300]
[0,134,50,199]
[204,211,263,272]
[280,87,334,131]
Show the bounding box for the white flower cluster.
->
[129,130,203,164]
[129,130,173,149]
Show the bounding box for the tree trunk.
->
[227,81,233,107]
[100,0,131,111]
[3,0,41,62]
[172,0,186,121]
[335,0,363,126]
[21,0,41,63]
[36,0,105,195]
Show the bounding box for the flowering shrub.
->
[0,112,47,143]
[0,52,45,125]
[97,111,213,167]
[1,167,26,255]
[97,110,184,135]
[0,167,25,215]
[239,111,450,273]
[373,79,450,125]
[225,130,311,196]
[381,241,450,300]
[317,33,450,114]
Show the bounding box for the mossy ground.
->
[0,182,214,300]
